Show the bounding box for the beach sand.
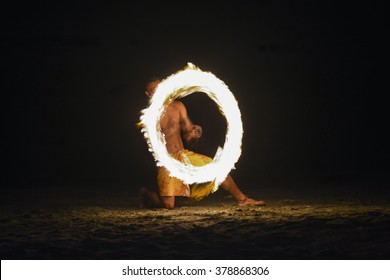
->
[1,183,389,260]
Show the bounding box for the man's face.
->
[145,80,161,98]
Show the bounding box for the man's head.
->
[145,76,161,98]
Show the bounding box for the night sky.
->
[2,1,388,193]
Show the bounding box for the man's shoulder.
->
[171,100,184,106]
[171,100,185,109]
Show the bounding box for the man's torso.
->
[160,101,184,154]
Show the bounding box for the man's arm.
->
[178,101,202,144]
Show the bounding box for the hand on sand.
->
[238,197,266,206]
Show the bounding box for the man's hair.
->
[147,75,161,83]
[144,75,162,91]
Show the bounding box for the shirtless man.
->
[140,77,265,209]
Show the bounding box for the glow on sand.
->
[139,63,243,192]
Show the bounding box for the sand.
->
[1,183,389,260]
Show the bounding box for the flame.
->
[139,63,243,192]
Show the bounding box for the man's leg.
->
[140,187,175,209]
[220,175,265,206]
[185,150,265,206]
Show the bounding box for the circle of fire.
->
[139,63,243,192]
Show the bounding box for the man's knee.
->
[164,203,175,209]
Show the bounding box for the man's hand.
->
[184,125,202,149]
[191,125,202,139]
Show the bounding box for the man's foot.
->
[238,197,266,206]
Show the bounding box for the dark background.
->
[2,1,388,195]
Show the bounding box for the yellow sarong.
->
[157,149,215,201]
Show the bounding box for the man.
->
[140,77,265,209]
